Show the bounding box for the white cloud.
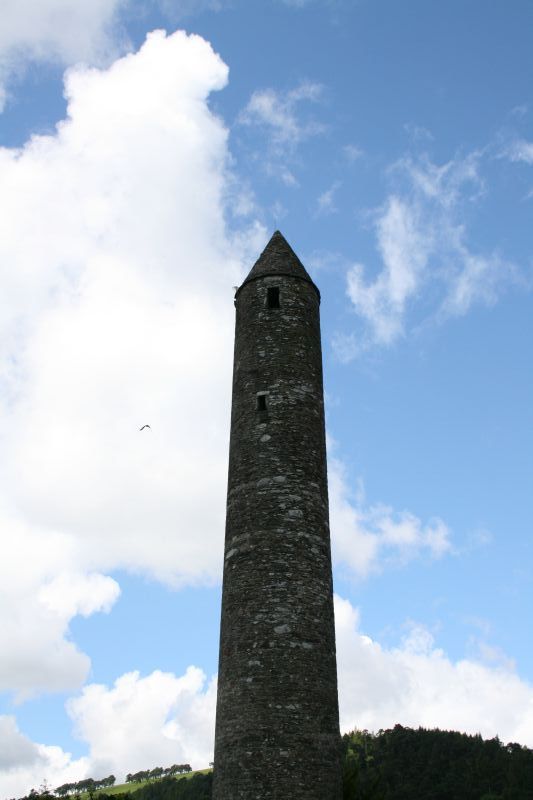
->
[0,568,119,700]
[346,195,430,346]
[403,122,434,143]
[343,144,363,162]
[442,247,510,315]
[0,28,261,699]
[39,573,120,620]
[238,82,325,183]
[505,139,533,165]
[0,666,216,797]
[0,716,88,798]
[0,717,43,771]
[240,82,324,146]
[67,668,217,781]
[329,459,451,579]
[0,0,130,109]
[335,595,533,746]
[0,513,93,699]
[316,181,341,216]
[339,153,518,355]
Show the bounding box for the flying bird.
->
[139,424,151,431]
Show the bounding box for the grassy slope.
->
[85,771,212,799]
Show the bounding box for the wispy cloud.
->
[336,152,519,357]
[316,181,341,216]
[343,143,364,162]
[403,122,434,143]
[238,81,325,183]
[505,138,533,165]
[346,194,431,347]
[510,104,528,118]
[239,82,324,144]
[329,458,452,579]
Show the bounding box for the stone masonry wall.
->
[212,270,342,800]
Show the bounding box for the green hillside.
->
[82,771,212,800]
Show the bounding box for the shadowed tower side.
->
[213,231,342,800]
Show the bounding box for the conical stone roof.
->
[237,230,319,299]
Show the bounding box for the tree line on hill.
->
[7,763,194,800]
[10,725,533,800]
[126,767,191,784]
[54,777,116,796]
[342,725,533,799]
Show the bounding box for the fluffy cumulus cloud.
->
[0,717,43,772]
[338,153,518,357]
[0,27,265,705]
[0,0,130,108]
[329,459,451,578]
[0,715,89,799]
[0,570,121,697]
[67,668,217,779]
[335,595,533,746]
[0,667,216,796]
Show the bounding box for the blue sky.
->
[0,0,532,795]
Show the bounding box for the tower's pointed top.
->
[237,230,319,298]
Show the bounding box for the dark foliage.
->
[342,725,533,800]
[132,776,212,800]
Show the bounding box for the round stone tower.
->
[212,231,342,800]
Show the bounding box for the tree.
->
[54,785,73,797]
[343,748,359,800]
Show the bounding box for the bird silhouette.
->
[139,424,151,431]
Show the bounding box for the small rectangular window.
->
[257,394,267,411]
[267,287,280,308]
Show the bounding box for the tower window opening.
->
[267,287,280,308]
[257,394,267,411]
